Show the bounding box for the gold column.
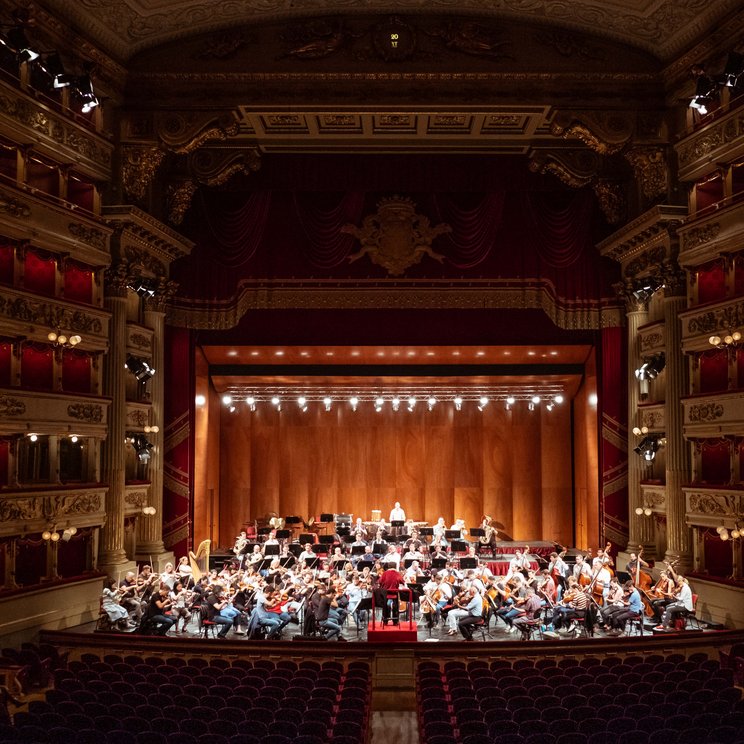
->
[663,272,692,572]
[98,263,130,571]
[625,298,655,555]
[137,297,167,556]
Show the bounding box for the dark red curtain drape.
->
[0,243,13,285]
[56,529,89,578]
[699,348,729,393]
[0,439,8,487]
[21,343,53,390]
[15,537,47,586]
[700,439,731,484]
[702,529,733,579]
[63,261,93,305]
[61,349,91,393]
[23,249,56,297]
[0,339,11,386]
[697,260,726,305]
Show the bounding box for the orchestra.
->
[98,503,699,642]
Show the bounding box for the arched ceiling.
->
[36,0,740,64]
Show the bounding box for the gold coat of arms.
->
[342,196,451,276]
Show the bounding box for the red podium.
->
[367,587,418,643]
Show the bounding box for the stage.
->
[367,620,419,643]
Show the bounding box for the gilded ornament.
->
[124,491,148,507]
[129,332,152,350]
[125,247,166,277]
[0,395,26,417]
[0,497,41,522]
[592,180,626,225]
[121,145,166,201]
[0,190,31,218]
[167,180,198,225]
[105,262,133,296]
[485,115,522,127]
[0,295,103,334]
[689,493,733,516]
[129,409,149,427]
[640,332,663,351]
[551,121,624,155]
[67,403,104,423]
[687,302,744,336]
[60,493,102,515]
[68,223,107,251]
[624,148,668,200]
[688,402,724,423]
[682,223,720,251]
[342,196,451,276]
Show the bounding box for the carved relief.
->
[0,295,103,334]
[640,409,664,430]
[157,112,240,155]
[640,332,663,352]
[128,409,149,427]
[592,180,626,225]
[104,261,133,296]
[125,247,166,277]
[124,490,148,508]
[426,20,511,60]
[59,493,103,515]
[682,223,720,251]
[121,145,166,201]
[688,403,724,422]
[0,190,31,218]
[342,196,451,276]
[677,114,744,169]
[624,246,667,279]
[551,111,633,155]
[188,148,261,187]
[68,223,107,251]
[624,148,668,200]
[536,31,605,60]
[687,301,744,336]
[167,180,198,225]
[67,403,104,423]
[0,395,26,417]
[689,493,734,515]
[0,498,42,522]
[129,333,152,350]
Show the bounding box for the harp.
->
[188,539,211,582]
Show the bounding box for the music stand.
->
[469,528,485,538]
[284,516,302,525]
[276,529,291,540]
[403,559,418,568]
[263,544,280,556]
[373,542,387,554]
[304,556,319,569]
[320,513,334,522]
[311,544,328,555]
[351,545,366,556]
[258,527,272,536]
[445,530,461,540]
[280,555,296,568]
[451,540,468,553]
[337,527,351,537]
[355,597,373,637]
[431,558,448,571]
[419,527,434,536]
[299,533,316,545]
[319,535,335,545]
[288,543,303,557]
[257,558,274,572]
[459,557,477,569]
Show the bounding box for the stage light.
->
[554,395,564,404]
[546,402,554,411]
[70,435,78,443]
[531,395,541,405]
[689,69,716,115]
[1,25,39,62]
[222,395,232,406]
[407,396,416,412]
[38,52,73,88]
[297,396,308,412]
[246,396,256,411]
[349,396,359,411]
[453,396,463,411]
[375,397,384,412]
[73,72,99,113]
[722,51,744,87]
[271,396,281,411]
[195,394,206,406]
[477,396,489,411]
[392,397,400,412]
[635,353,665,381]
[427,396,437,411]
[29,433,38,442]
[127,277,157,298]
[506,396,515,406]
[125,355,155,381]
[130,433,154,463]
[633,437,659,462]
[631,276,664,303]
[323,397,332,411]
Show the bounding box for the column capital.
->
[104,261,133,298]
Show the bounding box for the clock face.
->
[373,17,416,62]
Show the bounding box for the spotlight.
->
[631,276,664,303]
[297,396,307,412]
[70,435,78,443]
[546,403,554,411]
[29,433,38,442]
[506,396,515,406]
[72,70,99,113]
[554,395,564,405]
[633,437,659,462]
[37,52,73,88]
[195,394,206,406]
[531,395,541,405]
[222,395,232,406]
[271,396,281,411]
[722,51,744,88]
[125,355,155,381]
[427,396,437,411]
[407,396,416,412]
[1,25,39,62]
[528,402,535,411]
[635,354,665,381]
[323,397,332,412]
[246,396,256,411]
[127,278,157,298]
[477,396,489,411]
[349,396,359,412]
[130,433,154,463]
[453,396,463,411]
[689,71,716,115]
[392,397,400,412]
[375,397,384,413]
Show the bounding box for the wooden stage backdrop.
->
[212,400,574,548]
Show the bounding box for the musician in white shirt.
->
[657,577,694,630]
[389,502,406,522]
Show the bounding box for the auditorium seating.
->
[416,653,744,744]
[2,654,372,744]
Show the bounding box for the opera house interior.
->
[1,0,744,742]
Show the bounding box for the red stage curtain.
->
[0,243,13,285]
[0,339,11,386]
[600,325,628,552]
[61,349,91,393]
[67,173,95,212]
[700,439,731,484]
[696,259,726,304]
[699,348,729,393]
[739,439,744,483]
[735,254,744,298]
[23,248,56,297]
[63,260,93,305]
[21,343,53,390]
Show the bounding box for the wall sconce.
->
[141,506,157,516]
[717,521,743,541]
[709,331,741,349]
[634,503,654,517]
